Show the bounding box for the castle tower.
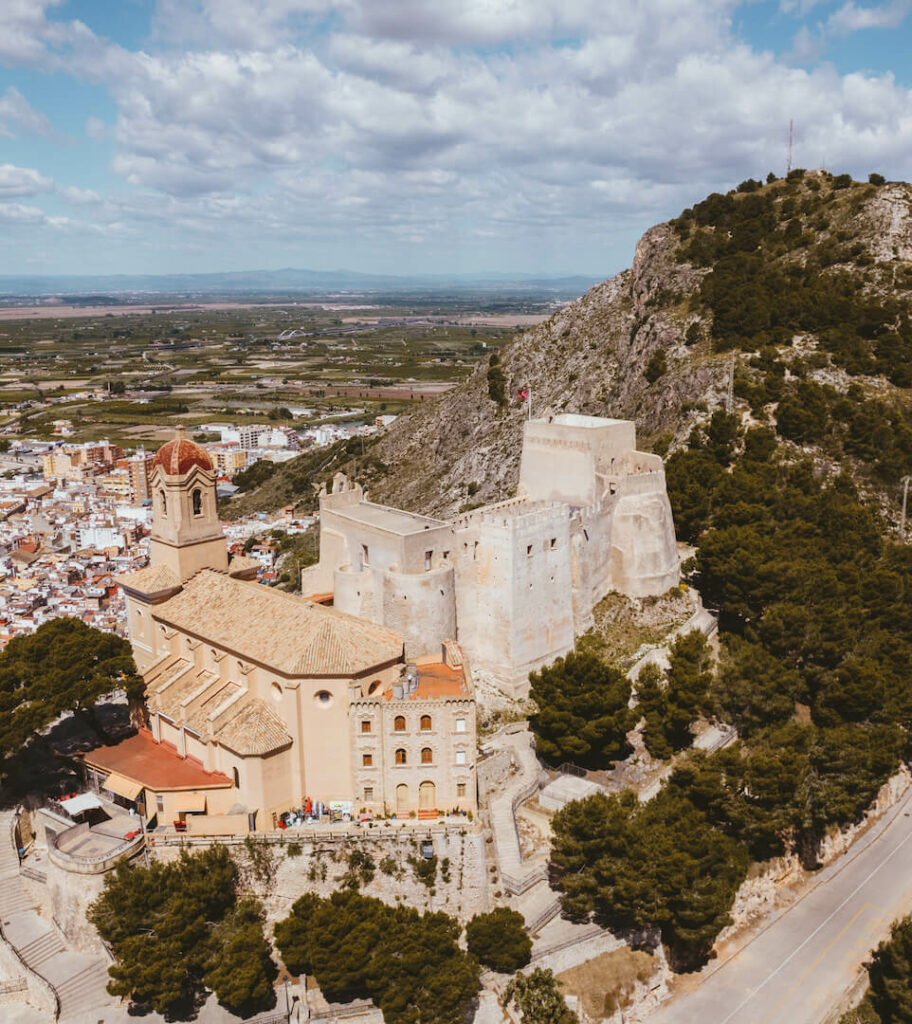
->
[148,428,228,581]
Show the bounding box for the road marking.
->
[717,820,912,1024]
[756,905,869,1024]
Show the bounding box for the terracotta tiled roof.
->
[154,569,404,676]
[83,729,232,791]
[152,430,212,475]
[215,699,292,756]
[119,563,181,595]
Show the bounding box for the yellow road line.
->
[757,904,873,1024]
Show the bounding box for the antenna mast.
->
[787,119,794,174]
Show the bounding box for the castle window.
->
[364,787,374,802]
[456,749,467,765]
[315,690,333,707]
[395,748,407,765]
[443,550,450,561]
[159,489,167,517]
[421,747,433,764]
[526,544,533,556]
[271,682,283,702]
[420,714,432,731]
[550,537,557,549]
[362,753,373,767]
[360,543,369,568]
[232,767,240,788]
[394,715,406,732]
[361,720,372,734]
[455,717,466,733]
[425,550,433,571]
[457,783,467,798]
[192,488,202,516]
[156,794,164,813]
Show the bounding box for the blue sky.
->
[2,0,912,279]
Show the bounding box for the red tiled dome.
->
[152,432,212,475]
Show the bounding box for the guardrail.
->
[46,828,146,875]
[149,820,477,849]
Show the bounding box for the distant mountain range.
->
[0,267,600,299]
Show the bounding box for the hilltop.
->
[231,168,912,527]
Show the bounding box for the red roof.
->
[152,431,212,475]
[83,729,232,791]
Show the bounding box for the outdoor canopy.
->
[59,792,104,815]
[102,773,144,801]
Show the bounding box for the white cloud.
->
[826,0,911,34]
[0,87,50,138]
[58,185,101,205]
[0,164,53,198]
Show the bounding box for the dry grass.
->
[557,947,656,1019]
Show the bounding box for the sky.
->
[2,0,912,279]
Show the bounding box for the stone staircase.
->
[0,809,120,1022]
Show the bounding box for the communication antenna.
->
[787,119,794,174]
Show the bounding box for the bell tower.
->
[149,428,228,581]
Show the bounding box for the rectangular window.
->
[456,750,466,765]
[361,720,371,734]
[364,787,373,802]
[526,544,533,556]
[156,795,164,813]
[362,753,373,767]
[457,783,466,798]
[550,537,557,549]
[361,543,369,568]
[455,717,466,733]
[425,550,433,571]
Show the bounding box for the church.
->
[83,430,477,833]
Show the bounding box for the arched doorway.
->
[396,784,409,814]
[419,781,436,811]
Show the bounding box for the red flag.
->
[516,388,530,400]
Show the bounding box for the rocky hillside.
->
[232,169,912,521]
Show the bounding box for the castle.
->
[81,412,677,833]
[302,412,680,697]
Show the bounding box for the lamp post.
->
[902,475,912,542]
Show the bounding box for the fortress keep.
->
[303,412,679,698]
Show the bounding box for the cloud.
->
[826,0,911,33]
[0,87,50,138]
[0,164,53,198]
[6,0,912,273]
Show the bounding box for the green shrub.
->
[466,908,532,973]
[644,350,668,382]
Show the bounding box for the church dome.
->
[152,430,213,475]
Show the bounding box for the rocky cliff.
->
[239,170,912,520]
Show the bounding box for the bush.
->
[644,350,668,382]
[869,173,886,186]
[466,908,531,973]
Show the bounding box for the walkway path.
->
[0,809,119,1022]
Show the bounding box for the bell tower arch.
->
[149,428,228,581]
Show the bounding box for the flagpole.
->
[528,387,532,421]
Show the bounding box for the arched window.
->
[420,747,433,764]
[192,488,202,516]
[159,489,167,517]
[420,714,432,731]
[394,715,406,732]
[395,748,407,765]
[232,766,240,788]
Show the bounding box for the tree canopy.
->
[502,968,577,1024]
[88,847,275,1017]
[274,890,479,1024]
[529,650,635,769]
[0,617,143,759]
[466,908,532,974]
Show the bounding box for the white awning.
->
[102,773,144,801]
[59,792,104,815]
[175,792,207,813]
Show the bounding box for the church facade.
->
[100,430,477,831]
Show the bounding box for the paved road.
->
[651,784,912,1024]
